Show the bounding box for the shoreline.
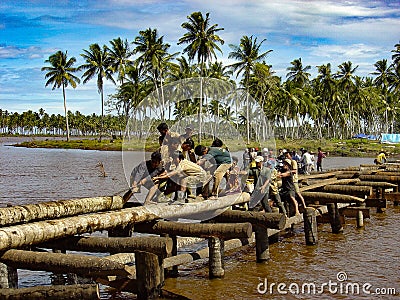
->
[2,135,400,158]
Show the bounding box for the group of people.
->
[129,123,234,205]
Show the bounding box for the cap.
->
[255,156,264,163]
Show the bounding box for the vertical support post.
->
[208,237,224,278]
[164,235,178,277]
[327,203,343,233]
[303,207,318,245]
[0,263,18,288]
[136,251,163,300]
[254,225,270,262]
[356,210,364,228]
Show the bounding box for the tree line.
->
[2,11,400,141]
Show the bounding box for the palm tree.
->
[372,59,392,132]
[334,61,358,137]
[41,50,80,141]
[392,41,400,67]
[228,35,272,143]
[107,37,132,85]
[286,58,311,88]
[79,43,115,141]
[178,11,224,142]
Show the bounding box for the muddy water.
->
[1,138,399,299]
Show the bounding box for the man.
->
[157,122,180,146]
[130,151,165,204]
[301,149,314,175]
[181,137,196,163]
[180,125,194,142]
[278,159,301,216]
[207,139,232,199]
[285,151,307,210]
[153,151,209,204]
[317,147,327,172]
[374,150,387,165]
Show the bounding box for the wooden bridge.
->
[0,163,399,299]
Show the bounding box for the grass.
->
[11,135,400,157]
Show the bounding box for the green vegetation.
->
[11,136,400,158]
[1,12,400,145]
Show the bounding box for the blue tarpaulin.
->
[381,134,400,144]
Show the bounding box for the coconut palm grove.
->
[1,11,400,144]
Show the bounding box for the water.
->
[1,137,399,299]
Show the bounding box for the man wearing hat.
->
[180,125,194,142]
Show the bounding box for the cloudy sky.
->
[1,0,399,115]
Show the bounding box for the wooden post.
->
[327,203,343,233]
[164,234,179,278]
[0,262,18,288]
[135,251,163,300]
[254,225,270,262]
[303,207,318,245]
[356,210,364,228]
[208,237,224,278]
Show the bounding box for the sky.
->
[0,0,399,116]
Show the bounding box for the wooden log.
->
[299,178,338,192]
[301,192,365,204]
[355,181,398,188]
[335,173,360,180]
[0,196,124,227]
[254,225,269,262]
[329,178,361,185]
[303,207,318,245]
[0,263,17,289]
[135,251,163,299]
[327,203,343,233]
[298,172,337,181]
[209,211,286,230]
[38,236,173,258]
[0,194,250,251]
[340,207,370,219]
[134,220,253,239]
[322,185,372,197]
[208,237,224,278]
[0,249,135,277]
[383,192,400,201]
[0,284,100,300]
[359,174,400,183]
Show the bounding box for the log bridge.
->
[0,163,400,299]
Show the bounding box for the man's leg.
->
[211,163,231,197]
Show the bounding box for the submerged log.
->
[301,192,365,204]
[38,236,173,258]
[0,284,100,300]
[134,220,252,239]
[0,249,135,277]
[322,185,372,197]
[209,211,286,230]
[0,194,250,251]
[0,196,124,227]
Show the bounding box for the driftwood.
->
[0,284,100,300]
[0,249,135,277]
[301,192,365,204]
[322,185,372,197]
[0,196,124,227]
[209,211,286,230]
[38,236,173,258]
[134,220,253,239]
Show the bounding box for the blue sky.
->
[0,0,399,115]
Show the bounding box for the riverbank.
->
[3,134,400,157]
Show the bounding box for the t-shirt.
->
[130,160,164,185]
[290,159,299,183]
[208,147,232,165]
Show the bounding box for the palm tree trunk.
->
[62,84,70,142]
